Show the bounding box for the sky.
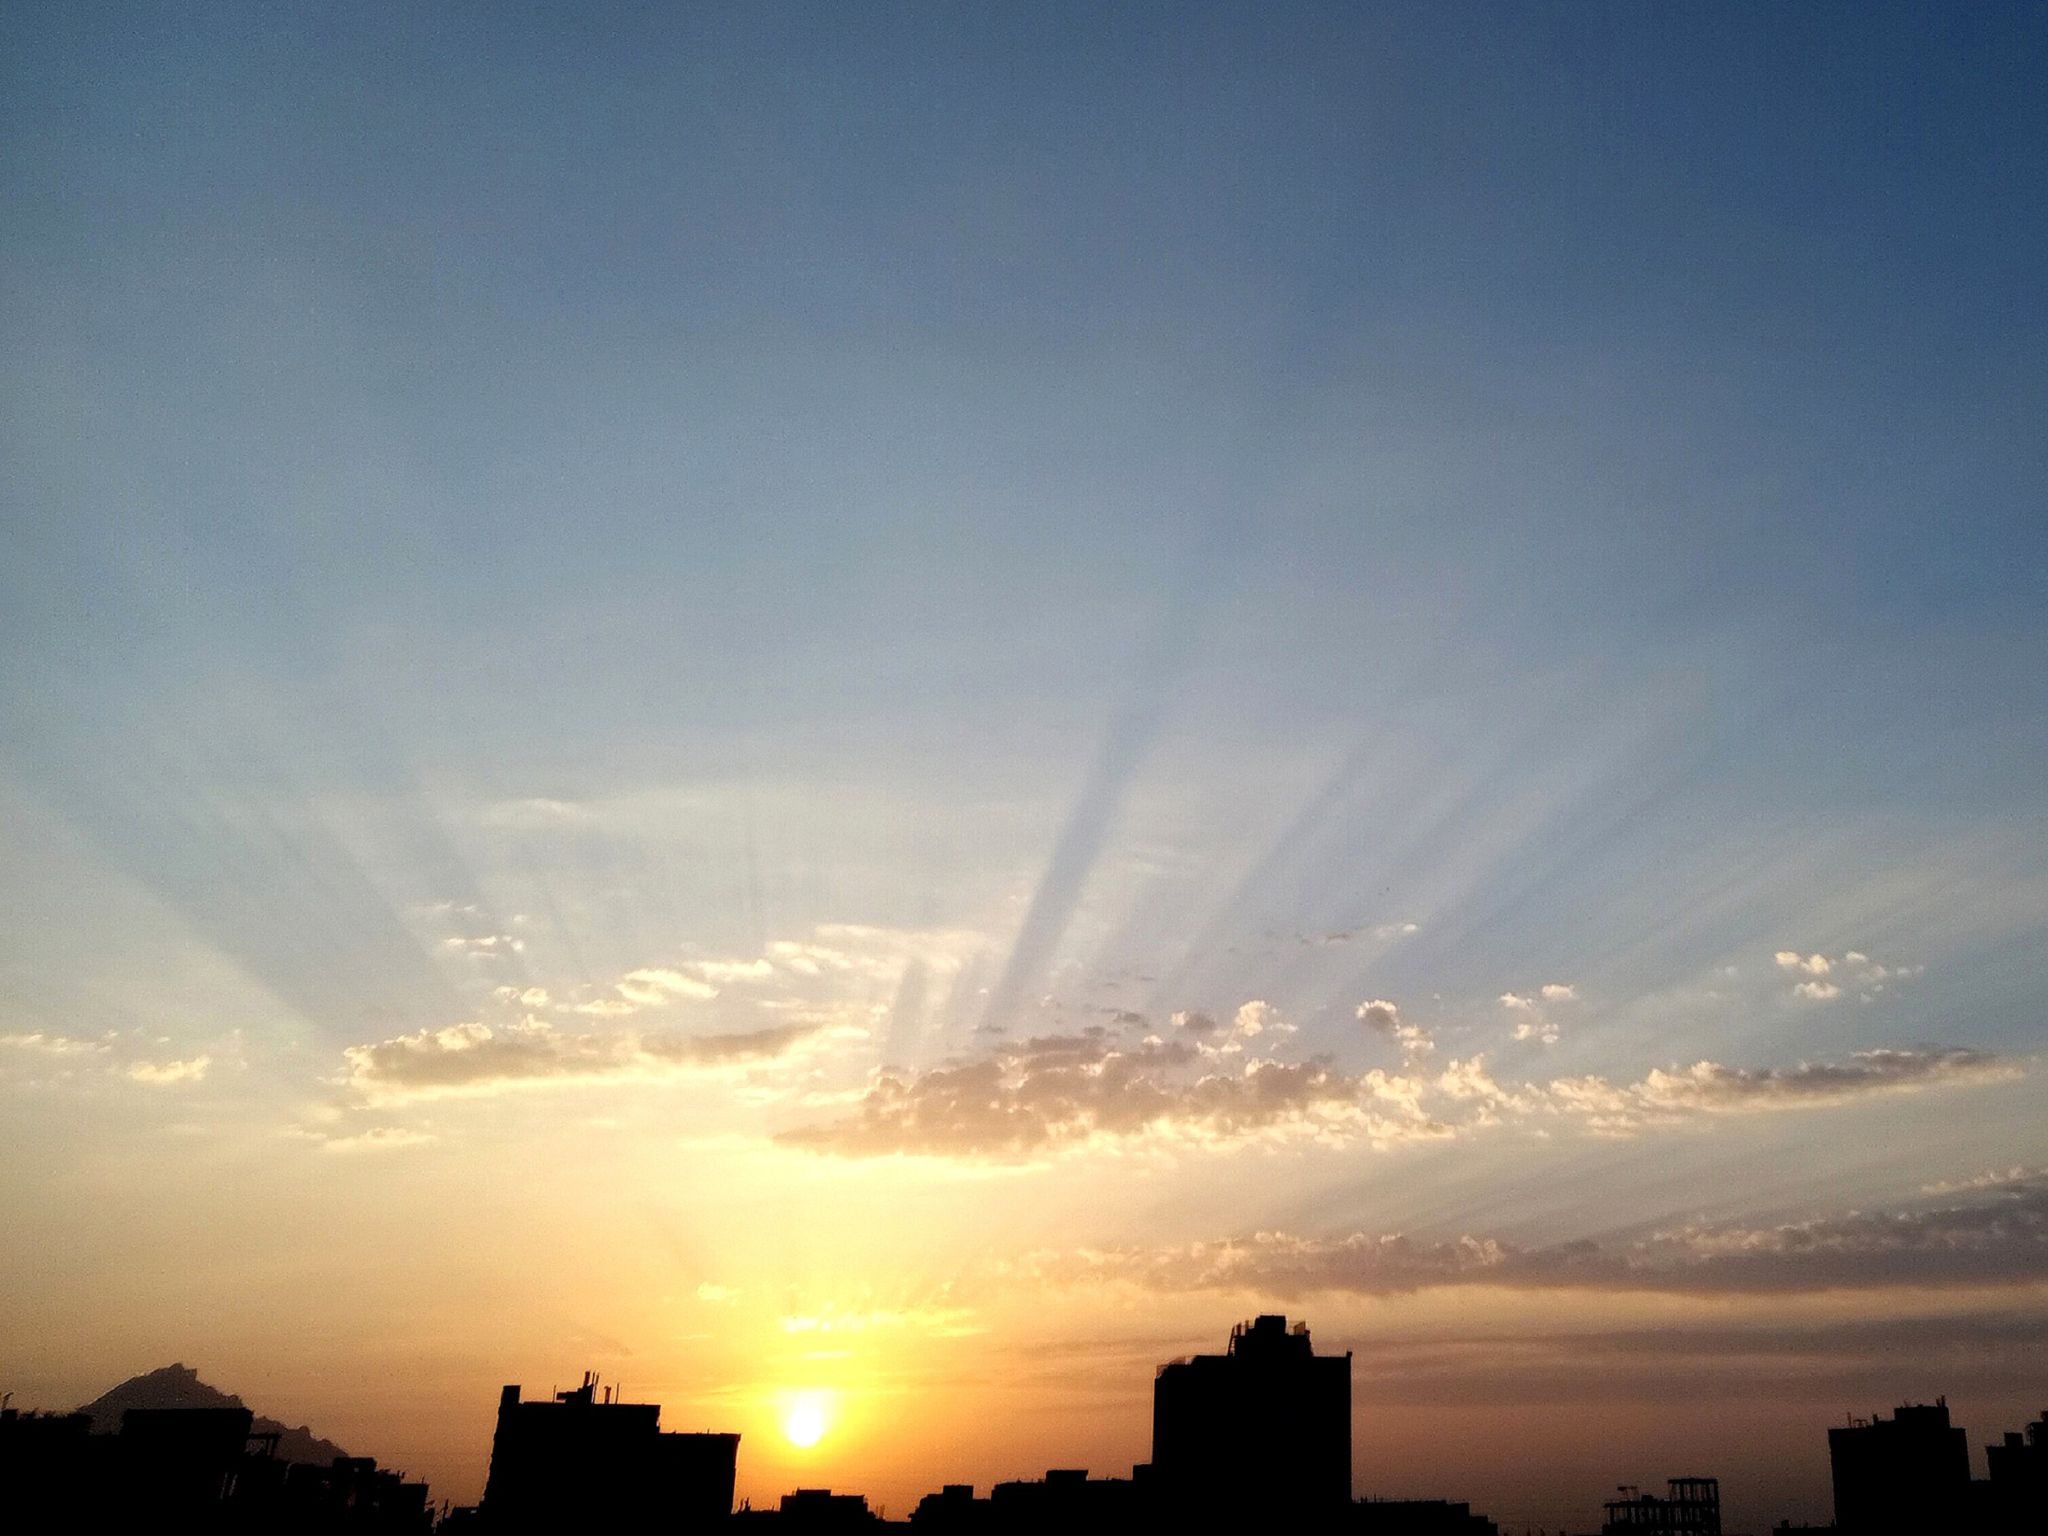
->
[2,2,2045,1528]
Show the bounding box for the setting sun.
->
[782,1392,831,1450]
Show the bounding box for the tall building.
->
[1151,1314,1352,1521]
[1828,1400,1970,1535]
[1985,1410,2045,1535]
[481,1373,738,1534]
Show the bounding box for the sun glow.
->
[782,1390,832,1449]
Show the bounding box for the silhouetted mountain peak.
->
[78,1364,349,1465]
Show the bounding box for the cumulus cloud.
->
[1031,1173,2048,1299]
[780,1021,2019,1161]
[1501,984,1574,1044]
[1358,999,1433,1060]
[1775,948,1921,1003]
[1170,1000,1296,1057]
[128,1055,211,1085]
[340,1019,832,1104]
[776,1029,1446,1159]
[441,934,524,957]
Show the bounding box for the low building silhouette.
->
[726,1488,882,1528]
[481,1373,738,1534]
[1828,1400,1970,1535]
[1353,1495,1500,1534]
[1,1401,430,1533]
[1151,1314,1352,1523]
[1600,1477,1719,1536]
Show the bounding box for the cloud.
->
[441,934,525,957]
[617,968,720,1005]
[696,1283,741,1304]
[1170,1000,1296,1057]
[1922,1164,2048,1196]
[1501,984,1574,1043]
[493,986,551,1007]
[1358,998,1433,1060]
[1032,1173,2048,1299]
[340,1019,831,1104]
[565,997,639,1018]
[777,1005,2020,1161]
[1775,949,1922,1003]
[0,1031,108,1057]
[319,1126,437,1153]
[128,1055,210,1085]
[776,1029,1446,1160]
[779,1301,982,1338]
[561,924,985,1020]
[1546,1047,2018,1133]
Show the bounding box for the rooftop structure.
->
[1601,1477,1720,1536]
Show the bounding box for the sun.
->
[782,1391,831,1449]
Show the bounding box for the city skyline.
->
[4,5,2046,1534]
[8,1328,2044,1533]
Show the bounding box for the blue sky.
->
[3,3,2046,1524]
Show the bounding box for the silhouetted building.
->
[1152,1314,1352,1523]
[994,1467,1140,1529]
[905,1469,1143,1533]
[481,1373,738,1534]
[0,1408,115,1530]
[1601,1477,1719,1536]
[1353,1495,1500,1534]
[116,1403,269,1524]
[742,1488,879,1528]
[1984,1409,2046,1535]
[1828,1400,1970,1535]
[2,1401,430,1533]
[909,1483,984,1528]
